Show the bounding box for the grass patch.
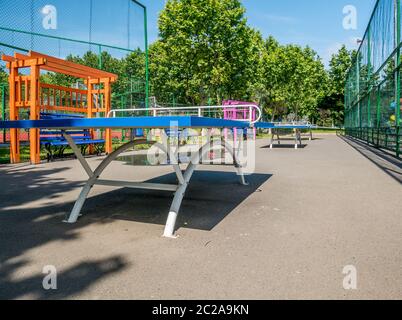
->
[312,128,342,134]
[0,146,40,164]
[256,128,342,139]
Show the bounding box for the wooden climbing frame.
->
[2,51,118,164]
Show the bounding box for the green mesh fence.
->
[345,0,401,157]
[0,0,149,112]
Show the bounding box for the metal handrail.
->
[107,104,263,124]
[272,121,313,127]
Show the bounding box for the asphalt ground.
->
[0,134,401,299]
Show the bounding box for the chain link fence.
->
[345,0,401,157]
[0,0,148,152]
[0,0,149,112]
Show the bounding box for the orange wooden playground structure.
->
[2,51,118,164]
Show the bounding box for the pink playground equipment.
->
[223,100,258,141]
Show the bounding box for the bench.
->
[40,113,105,161]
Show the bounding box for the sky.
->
[0,0,378,66]
[141,0,378,66]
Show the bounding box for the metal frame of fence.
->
[345,0,402,158]
[0,0,149,108]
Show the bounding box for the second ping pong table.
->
[0,116,253,238]
[255,122,313,149]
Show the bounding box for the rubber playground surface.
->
[0,134,401,300]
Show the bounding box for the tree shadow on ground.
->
[78,170,272,233]
[0,256,127,299]
[339,135,402,184]
[0,164,128,300]
[0,164,271,299]
[0,164,84,208]
[260,144,307,149]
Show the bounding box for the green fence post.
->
[367,26,372,142]
[98,45,102,69]
[356,51,361,139]
[144,5,149,110]
[344,79,347,133]
[376,86,381,147]
[132,1,149,110]
[396,0,401,157]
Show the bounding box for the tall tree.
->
[258,38,327,121]
[124,49,146,82]
[318,45,355,126]
[150,0,260,105]
[329,46,355,95]
[0,65,7,84]
[282,45,327,120]
[256,36,287,120]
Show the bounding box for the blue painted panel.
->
[255,122,311,129]
[0,116,251,130]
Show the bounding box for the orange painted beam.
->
[1,54,16,62]
[8,58,46,69]
[42,63,93,79]
[88,78,117,84]
[4,52,117,81]
[87,82,95,155]
[3,53,46,68]
[16,103,30,108]
[104,79,112,154]
[40,83,88,95]
[30,64,41,164]
[30,51,118,81]
[39,105,94,113]
[14,52,34,60]
[9,66,20,163]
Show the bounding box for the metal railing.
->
[107,105,263,124]
[272,121,313,127]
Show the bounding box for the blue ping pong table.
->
[0,116,252,238]
[255,122,313,149]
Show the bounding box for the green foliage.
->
[40,49,147,108]
[150,0,261,105]
[317,45,355,126]
[255,38,327,121]
[0,65,7,84]
[279,45,327,120]
[328,45,354,95]
[125,49,146,80]
[150,0,333,122]
[1,0,355,126]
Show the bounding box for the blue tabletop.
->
[0,116,251,130]
[255,122,311,129]
[0,117,312,131]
